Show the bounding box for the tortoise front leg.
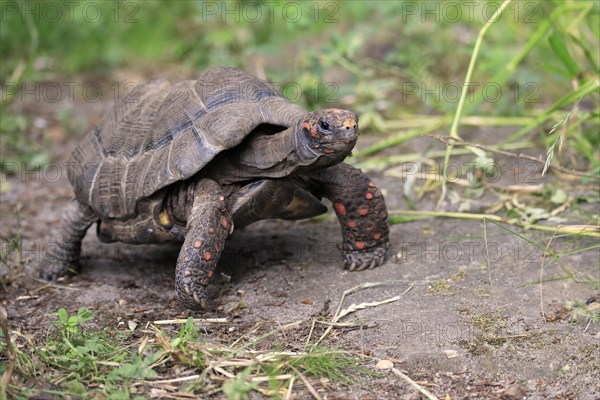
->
[40,198,98,280]
[175,179,232,310]
[308,163,389,270]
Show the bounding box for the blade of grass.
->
[539,229,561,321]
[568,33,599,72]
[548,30,580,77]
[388,210,600,238]
[484,218,560,258]
[484,219,499,311]
[439,0,513,208]
[560,244,600,257]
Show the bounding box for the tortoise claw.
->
[176,279,211,311]
[38,259,78,281]
[343,245,387,272]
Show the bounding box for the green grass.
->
[3,310,376,399]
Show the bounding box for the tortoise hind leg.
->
[175,179,232,310]
[39,198,99,280]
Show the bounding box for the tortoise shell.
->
[69,67,306,219]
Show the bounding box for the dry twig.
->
[391,367,439,400]
[429,135,600,180]
[288,364,322,400]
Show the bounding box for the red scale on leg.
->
[334,203,347,216]
[358,206,369,216]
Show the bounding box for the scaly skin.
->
[39,198,98,280]
[308,163,389,270]
[175,179,232,310]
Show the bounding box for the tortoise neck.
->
[206,116,309,184]
[292,119,321,166]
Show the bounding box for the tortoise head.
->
[300,109,359,160]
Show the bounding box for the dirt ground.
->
[1,100,599,399]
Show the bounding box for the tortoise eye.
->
[318,120,331,131]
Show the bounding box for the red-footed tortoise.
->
[40,67,389,310]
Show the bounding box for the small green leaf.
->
[107,389,131,400]
[77,308,94,323]
[57,308,68,325]
[550,188,567,204]
[222,367,257,400]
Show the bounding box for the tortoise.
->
[40,67,389,310]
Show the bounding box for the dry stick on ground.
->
[310,282,414,346]
[391,367,439,400]
[429,135,600,180]
[0,306,15,398]
[284,375,295,400]
[288,365,322,400]
[153,318,228,325]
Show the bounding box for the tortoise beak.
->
[321,129,358,155]
[331,117,358,144]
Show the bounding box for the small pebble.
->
[375,359,394,370]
